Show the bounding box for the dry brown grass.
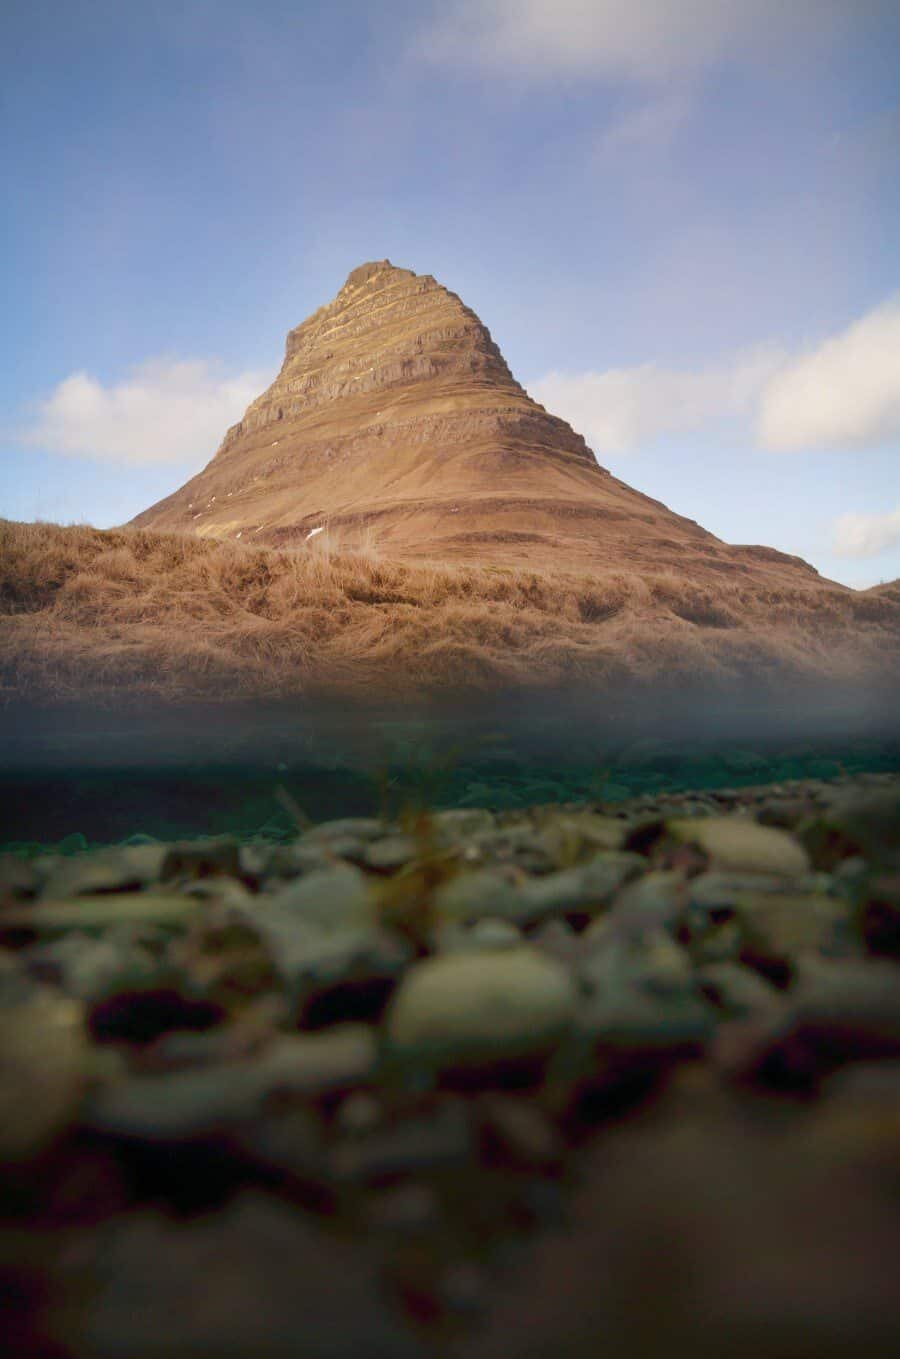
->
[1,520,897,704]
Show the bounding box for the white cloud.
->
[757,298,900,451]
[832,507,900,559]
[531,348,783,453]
[419,0,849,83]
[23,358,272,466]
[532,296,900,456]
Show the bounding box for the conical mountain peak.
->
[341,259,409,290]
[272,259,522,411]
[132,264,821,587]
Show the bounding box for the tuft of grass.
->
[0,518,898,703]
[373,808,459,952]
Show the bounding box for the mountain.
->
[132,260,820,588]
[7,261,893,711]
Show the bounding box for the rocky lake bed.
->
[2,771,900,1356]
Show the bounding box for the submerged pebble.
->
[264,863,374,930]
[667,816,811,877]
[3,771,899,1356]
[0,955,88,1161]
[385,946,577,1073]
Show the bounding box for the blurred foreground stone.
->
[1,773,898,1357]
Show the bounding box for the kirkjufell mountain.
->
[5,260,897,707]
[133,260,818,587]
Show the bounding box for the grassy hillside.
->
[1,520,897,704]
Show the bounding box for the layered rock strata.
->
[133,260,818,584]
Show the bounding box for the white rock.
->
[668,817,810,877]
[266,864,373,931]
[385,945,577,1069]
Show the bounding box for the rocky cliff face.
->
[132,261,821,586]
[225,260,585,452]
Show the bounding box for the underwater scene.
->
[3,696,900,1356]
[3,688,899,845]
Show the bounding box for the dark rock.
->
[303,818,388,845]
[230,1107,332,1205]
[54,1191,419,1357]
[161,838,242,883]
[88,987,225,1046]
[696,962,783,1018]
[0,853,40,902]
[718,960,900,1092]
[26,930,162,1002]
[330,1098,474,1185]
[365,1182,440,1235]
[860,872,900,957]
[477,1094,565,1173]
[467,1098,900,1359]
[40,846,166,900]
[84,1026,377,1141]
[800,788,900,870]
[364,836,420,873]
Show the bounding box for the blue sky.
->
[2,0,898,586]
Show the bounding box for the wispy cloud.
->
[22,359,273,466]
[419,0,851,84]
[532,296,900,456]
[832,506,900,558]
[531,348,782,454]
[757,298,900,451]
